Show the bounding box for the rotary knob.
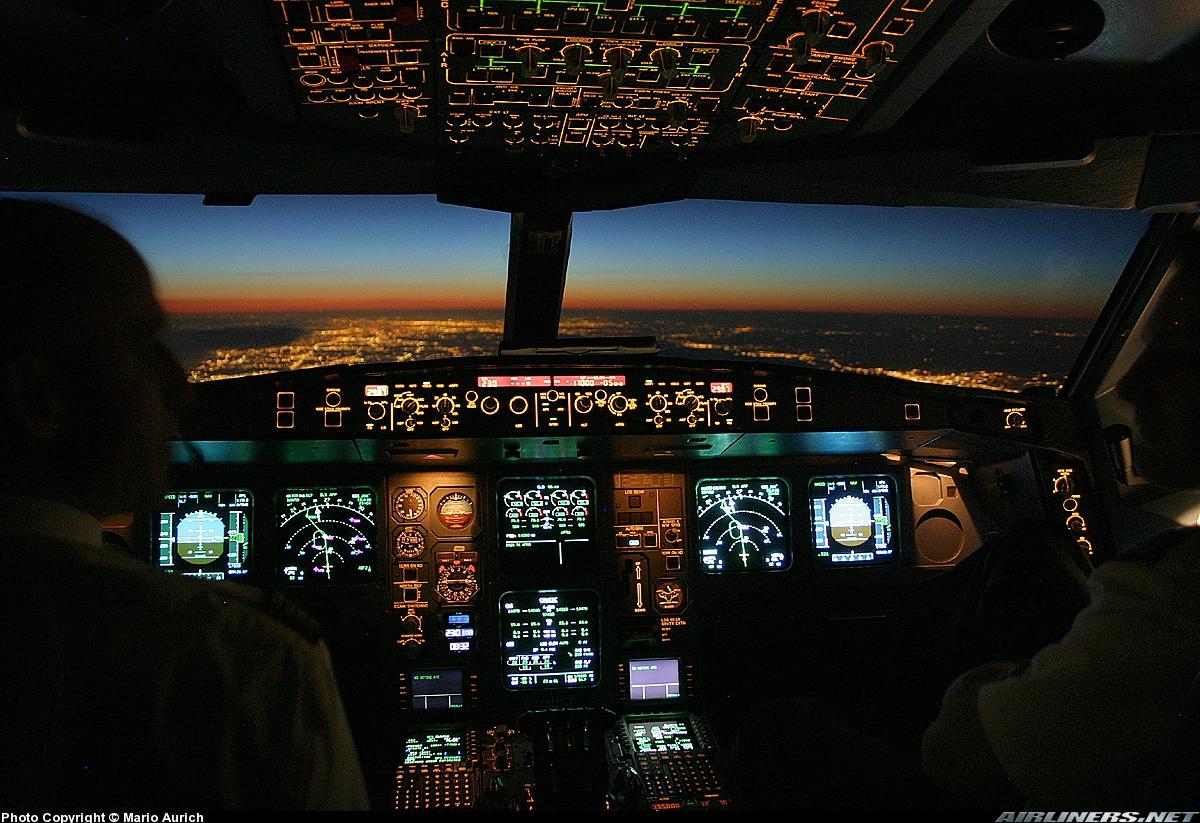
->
[713,397,732,416]
[786,32,811,66]
[650,47,681,81]
[856,41,893,77]
[395,105,418,134]
[516,45,544,78]
[397,397,421,415]
[800,8,832,42]
[480,396,500,415]
[680,394,701,412]
[367,403,387,421]
[562,43,588,79]
[666,100,689,127]
[574,394,594,414]
[605,47,635,84]
[434,396,456,415]
[649,393,669,413]
[608,393,630,415]
[738,116,760,143]
[509,395,530,415]
[1065,514,1087,535]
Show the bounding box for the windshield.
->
[563,202,1149,391]
[13,194,1148,391]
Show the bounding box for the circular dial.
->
[435,559,480,604]
[393,488,426,522]
[393,525,427,560]
[695,478,791,573]
[436,491,476,531]
[278,488,376,584]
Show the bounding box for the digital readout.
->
[476,375,627,388]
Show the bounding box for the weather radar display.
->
[809,475,899,566]
[277,487,377,584]
[156,489,252,581]
[695,478,791,573]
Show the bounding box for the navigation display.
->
[411,669,465,710]
[695,478,791,573]
[629,658,682,701]
[809,475,900,566]
[500,589,600,689]
[277,487,377,584]
[498,477,596,569]
[403,732,465,766]
[156,489,252,581]
[627,720,696,755]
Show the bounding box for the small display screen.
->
[695,478,791,573]
[809,475,900,565]
[628,720,696,755]
[411,669,465,710]
[498,477,596,569]
[500,589,600,689]
[628,659,682,701]
[276,487,377,584]
[403,732,465,766]
[156,490,252,581]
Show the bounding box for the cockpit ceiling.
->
[2,0,1199,210]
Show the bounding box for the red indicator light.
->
[709,382,734,394]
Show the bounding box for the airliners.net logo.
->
[997,813,1198,822]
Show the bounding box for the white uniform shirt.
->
[0,495,370,810]
[977,531,1200,805]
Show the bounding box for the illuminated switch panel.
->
[273,0,435,136]
[362,380,465,433]
[447,0,785,42]
[639,377,735,429]
[614,474,689,623]
[441,37,747,151]
[723,0,950,143]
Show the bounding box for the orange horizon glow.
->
[162,293,1102,319]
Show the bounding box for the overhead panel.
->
[269,0,950,154]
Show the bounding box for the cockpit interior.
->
[4,0,1200,812]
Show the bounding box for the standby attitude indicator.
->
[696,478,790,573]
[277,487,377,584]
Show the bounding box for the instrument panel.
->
[269,0,953,155]
[190,359,1040,443]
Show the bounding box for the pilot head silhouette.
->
[0,198,189,516]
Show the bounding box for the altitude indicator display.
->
[156,489,252,581]
[277,487,377,584]
[809,475,899,566]
[696,478,791,573]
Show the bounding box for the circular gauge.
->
[278,487,377,584]
[435,558,480,604]
[176,511,226,566]
[393,525,427,560]
[437,491,475,531]
[393,488,426,522]
[695,478,791,573]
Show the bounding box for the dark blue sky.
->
[16,193,1149,316]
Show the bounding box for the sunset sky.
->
[17,193,1150,317]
